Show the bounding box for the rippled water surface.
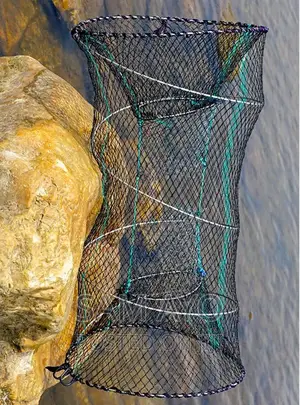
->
[2,1,297,404]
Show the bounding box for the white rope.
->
[132,269,191,281]
[89,101,238,232]
[106,171,238,230]
[130,270,203,301]
[85,219,186,248]
[91,51,261,106]
[91,104,132,150]
[111,294,238,317]
[131,283,203,301]
[91,96,214,144]
[78,313,105,337]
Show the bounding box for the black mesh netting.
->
[46,15,268,398]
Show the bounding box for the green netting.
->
[46,15,268,399]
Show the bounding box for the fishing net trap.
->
[46,15,268,398]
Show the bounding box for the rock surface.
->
[0,0,88,99]
[52,0,148,27]
[0,55,102,404]
[52,0,104,27]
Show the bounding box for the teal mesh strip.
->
[217,47,249,334]
[195,105,219,348]
[196,32,250,348]
[154,118,174,129]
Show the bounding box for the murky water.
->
[1,1,298,404]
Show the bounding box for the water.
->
[1,1,298,404]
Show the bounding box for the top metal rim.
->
[71,15,269,39]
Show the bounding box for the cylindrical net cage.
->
[47,16,268,398]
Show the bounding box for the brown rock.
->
[52,1,150,27]
[52,0,103,26]
[217,1,240,81]
[0,55,102,404]
[0,1,36,55]
[0,0,87,98]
